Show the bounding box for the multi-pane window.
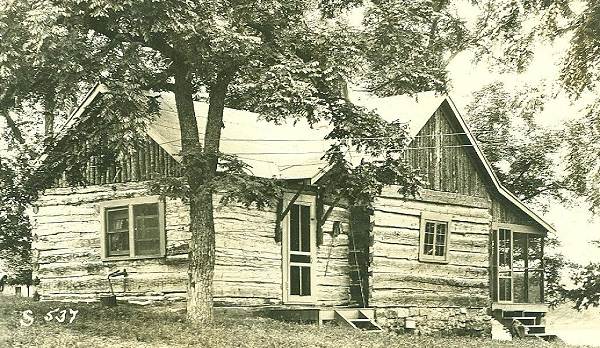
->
[101,197,165,259]
[497,228,513,302]
[106,208,130,256]
[419,213,451,263]
[494,225,544,304]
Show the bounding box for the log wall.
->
[371,186,492,335]
[316,204,353,306]
[31,182,352,307]
[32,182,190,303]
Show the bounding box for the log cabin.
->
[30,85,555,337]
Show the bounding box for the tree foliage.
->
[471,0,600,212]
[465,81,568,208]
[0,155,33,273]
[568,262,600,310]
[470,0,600,309]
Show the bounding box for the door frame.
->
[282,193,317,304]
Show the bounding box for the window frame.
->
[99,196,166,261]
[492,222,545,304]
[418,212,452,263]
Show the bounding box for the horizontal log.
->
[315,263,356,278]
[451,221,490,235]
[373,226,419,245]
[215,241,280,256]
[214,297,282,307]
[374,197,491,221]
[215,252,281,266]
[34,215,99,225]
[372,258,488,278]
[380,187,491,209]
[38,259,188,278]
[315,274,352,287]
[316,245,350,260]
[373,273,488,290]
[39,273,187,293]
[374,211,421,229]
[213,280,280,299]
[35,237,100,251]
[371,290,490,308]
[35,205,98,217]
[214,267,281,283]
[40,182,148,197]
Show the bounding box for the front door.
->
[282,194,316,304]
[493,226,544,303]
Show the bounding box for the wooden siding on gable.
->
[54,137,182,188]
[405,104,489,198]
[491,193,539,228]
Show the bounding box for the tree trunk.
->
[173,61,230,324]
[172,61,211,324]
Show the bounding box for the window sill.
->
[418,257,449,264]
[101,254,166,262]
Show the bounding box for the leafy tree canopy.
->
[465,81,570,209]
[470,0,600,212]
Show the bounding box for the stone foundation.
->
[376,307,492,336]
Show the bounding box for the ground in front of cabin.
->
[0,296,586,348]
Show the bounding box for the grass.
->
[0,296,585,348]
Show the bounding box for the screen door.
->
[283,195,316,303]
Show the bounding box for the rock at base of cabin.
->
[376,306,492,337]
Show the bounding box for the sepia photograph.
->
[0,0,599,347]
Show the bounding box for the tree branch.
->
[80,16,181,61]
[0,86,25,145]
[1,112,26,145]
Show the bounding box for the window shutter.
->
[316,191,324,246]
[274,198,283,243]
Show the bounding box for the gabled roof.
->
[350,90,447,138]
[352,90,555,233]
[55,85,555,233]
[445,96,556,233]
[147,93,332,180]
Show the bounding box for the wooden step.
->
[333,309,382,332]
[524,325,545,334]
[526,332,554,338]
[319,308,375,321]
[504,316,537,324]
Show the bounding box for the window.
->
[493,223,544,304]
[100,196,165,260]
[419,213,451,263]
